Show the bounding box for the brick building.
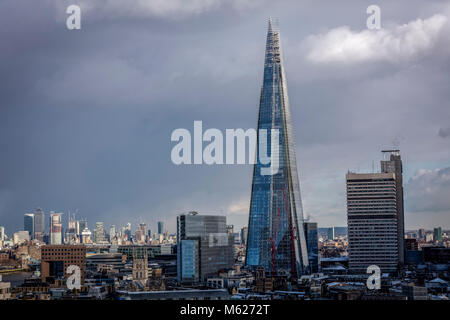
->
[41,245,86,285]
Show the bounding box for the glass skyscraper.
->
[304,222,319,273]
[177,212,234,283]
[245,19,309,278]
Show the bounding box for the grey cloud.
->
[303,14,449,64]
[49,0,268,21]
[406,167,450,213]
[438,127,450,138]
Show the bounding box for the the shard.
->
[245,19,309,278]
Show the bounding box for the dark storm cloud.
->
[405,167,450,227]
[1,0,450,235]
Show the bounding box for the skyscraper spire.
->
[245,20,309,278]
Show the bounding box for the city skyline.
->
[1,0,450,234]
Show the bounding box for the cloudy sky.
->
[1,0,450,236]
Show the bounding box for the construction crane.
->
[270,207,281,275]
[283,187,296,277]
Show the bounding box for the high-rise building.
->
[49,212,63,245]
[78,220,87,237]
[245,19,309,278]
[346,151,405,273]
[240,227,248,246]
[109,225,116,241]
[425,233,434,243]
[81,228,92,244]
[380,150,405,264]
[418,228,425,240]
[137,223,147,244]
[33,208,45,241]
[65,212,78,244]
[304,222,319,273]
[327,227,335,241]
[433,227,442,243]
[94,222,105,243]
[125,223,132,241]
[24,213,35,239]
[158,221,164,235]
[0,226,5,241]
[13,231,30,245]
[177,212,234,283]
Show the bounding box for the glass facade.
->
[245,19,309,278]
[181,240,197,280]
[177,213,234,283]
[304,222,319,273]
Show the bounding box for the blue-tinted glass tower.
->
[245,19,309,278]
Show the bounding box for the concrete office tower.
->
[49,212,63,245]
[177,212,234,283]
[245,19,309,278]
[24,213,35,239]
[380,150,405,265]
[304,222,319,273]
[158,221,164,235]
[347,151,405,273]
[94,222,105,243]
[33,208,45,241]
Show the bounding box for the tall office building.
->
[94,222,105,243]
[158,221,164,235]
[135,223,147,244]
[109,225,116,241]
[327,227,335,241]
[177,212,234,283]
[346,151,405,273]
[0,226,5,241]
[13,231,30,245]
[33,208,45,241]
[245,19,309,278]
[65,212,78,244]
[24,213,35,239]
[240,227,248,246]
[49,212,63,245]
[380,150,405,264]
[433,227,442,243]
[78,220,88,236]
[81,228,92,244]
[304,222,319,273]
[418,228,425,240]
